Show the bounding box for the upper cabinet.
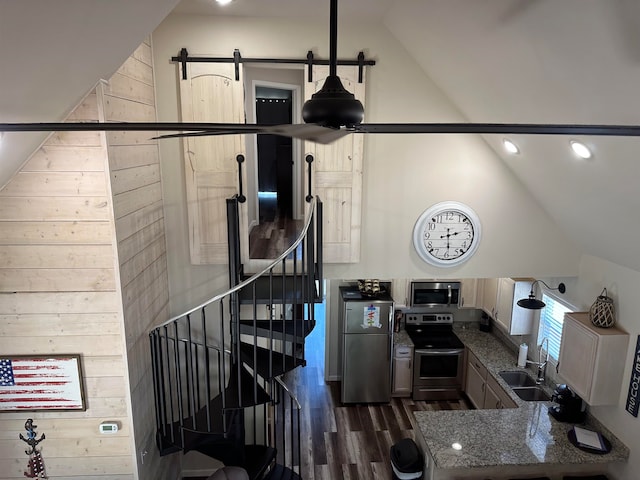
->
[558,312,629,406]
[480,278,534,335]
[459,278,480,308]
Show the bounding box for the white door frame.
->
[247,79,303,224]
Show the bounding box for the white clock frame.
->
[412,201,482,267]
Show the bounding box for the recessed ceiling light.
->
[502,138,519,154]
[570,141,592,159]
[216,0,233,5]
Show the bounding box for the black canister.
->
[479,312,491,332]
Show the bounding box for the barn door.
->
[304,66,365,263]
[179,62,247,264]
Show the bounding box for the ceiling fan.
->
[3,0,640,144]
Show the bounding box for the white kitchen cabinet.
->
[480,278,499,317]
[482,278,534,336]
[464,349,516,409]
[558,312,629,406]
[459,278,480,308]
[392,344,414,397]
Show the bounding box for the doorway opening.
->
[249,86,303,259]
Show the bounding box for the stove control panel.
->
[405,312,454,325]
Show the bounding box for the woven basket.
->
[589,288,616,328]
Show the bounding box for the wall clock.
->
[412,201,481,267]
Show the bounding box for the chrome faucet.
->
[526,337,549,385]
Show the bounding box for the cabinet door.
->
[487,374,517,409]
[460,279,479,308]
[465,361,486,409]
[484,383,502,409]
[480,278,499,317]
[392,356,413,396]
[558,315,597,401]
[495,278,515,332]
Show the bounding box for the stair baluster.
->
[150,195,322,479]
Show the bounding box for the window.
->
[537,293,573,361]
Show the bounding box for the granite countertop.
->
[411,323,630,471]
[393,329,413,347]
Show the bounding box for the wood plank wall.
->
[102,38,176,480]
[0,89,133,478]
[0,38,178,480]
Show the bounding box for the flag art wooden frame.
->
[0,355,86,411]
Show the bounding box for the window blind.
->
[537,294,572,360]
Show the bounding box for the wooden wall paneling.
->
[0,196,111,221]
[0,313,121,337]
[108,144,159,171]
[0,82,134,478]
[0,417,130,440]
[106,72,155,105]
[106,130,158,147]
[0,221,113,244]
[118,235,166,286]
[104,96,156,123]
[115,200,164,242]
[0,291,120,314]
[0,172,108,197]
[112,182,162,220]
[0,267,116,292]
[0,244,114,268]
[25,146,107,172]
[110,164,161,196]
[117,218,165,265]
[103,38,176,480]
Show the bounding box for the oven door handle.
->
[416,348,465,355]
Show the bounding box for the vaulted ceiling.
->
[2,0,640,271]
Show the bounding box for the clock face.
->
[413,201,481,267]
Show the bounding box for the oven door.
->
[412,348,464,400]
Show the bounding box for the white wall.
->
[150,13,640,480]
[152,13,580,313]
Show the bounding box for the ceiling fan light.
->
[570,141,592,159]
[302,75,364,128]
[503,138,519,154]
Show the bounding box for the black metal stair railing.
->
[150,196,322,480]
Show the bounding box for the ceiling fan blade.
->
[0,122,273,134]
[156,124,350,144]
[355,123,640,137]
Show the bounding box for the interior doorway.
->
[249,85,303,259]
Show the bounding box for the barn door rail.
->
[173,48,375,82]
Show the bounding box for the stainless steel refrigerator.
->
[340,287,393,403]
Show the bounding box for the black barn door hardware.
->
[173,48,375,82]
[236,154,246,203]
[305,154,314,203]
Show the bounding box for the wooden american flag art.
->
[0,355,85,411]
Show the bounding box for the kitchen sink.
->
[499,370,537,387]
[511,386,551,402]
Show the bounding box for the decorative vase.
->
[589,288,616,328]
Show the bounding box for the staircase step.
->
[239,343,305,379]
[241,445,278,480]
[239,319,315,341]
[263,464,301,480]
[214,363,273,410]
[238,274,319,305]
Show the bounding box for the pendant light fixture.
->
[517,280,567,310]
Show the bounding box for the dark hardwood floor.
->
[249,196,303,260]
[281,303,472,480]
[184,298,472,480]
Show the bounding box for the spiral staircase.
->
[150,196,323,480]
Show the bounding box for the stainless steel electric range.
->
[403,311,465,401]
